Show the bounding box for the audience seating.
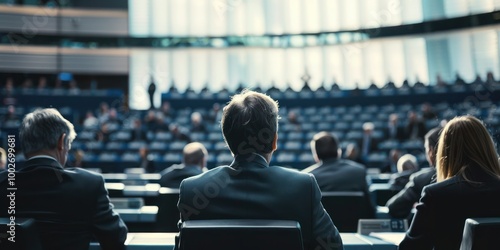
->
[321,191,374,232]
[460,217,500,250]
[0,218,42,250]
[177,220,303,250]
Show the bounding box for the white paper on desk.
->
[369,232,406,245]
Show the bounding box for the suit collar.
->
[230,153,269,169]
[321,158,340,165]
[22,156,63,171]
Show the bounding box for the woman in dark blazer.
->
[399,115,500,250]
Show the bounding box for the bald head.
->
[183,142,208,168]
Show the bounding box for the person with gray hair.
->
[0,108,127,250]
[159,142,208,188]
[387,154,419,191]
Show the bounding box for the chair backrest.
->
[460,217,500,250]
[178,220,304,250]
[0,218,42,250]
[154,187,181,232]
[321,191,374,232]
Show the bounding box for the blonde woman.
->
[399,115,500,250]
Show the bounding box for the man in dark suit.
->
[386,127,441,218]
[359,122,378,163]
[178,90,343,250]
[405,111,426,141]
[302,132,375,217]
[0,108,127,250]
[385,113,405,141]
[159,142,207,188]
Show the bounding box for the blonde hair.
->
[436,115,500,182]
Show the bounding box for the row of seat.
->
[3,216,498,249]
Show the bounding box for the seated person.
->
[159,142,207,188]
[387,154,419,191]
[381,149,402,173]
[0,108,127,250]
[358,122,379,164]
[399,116,500,249]
[302,132,375,217]
[178,90,343,250]
[139,147,155,173]
[344,143,362,164]
[386,127,441,218]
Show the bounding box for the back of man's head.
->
[183,142,208,168]
[221,90,280,156]
[20,108,76,158]
[397,154,418,172]
[311,131,340,162]
[424,127,442,167]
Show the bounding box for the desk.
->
[103,173,161,184]
[115,206,158,223]
[105,183,161,197]
[89,233,401,250]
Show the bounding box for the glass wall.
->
[129,0,500,37]
[129,26,500,110]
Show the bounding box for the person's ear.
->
[58,133,67,151]
[272,133,278,151]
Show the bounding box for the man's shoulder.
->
[63,167,105,181]
[270,165,313,180]
[161,164,185,175]
[411,168,435,182]
[181,166,230,184]
[182,165,313,186]
[334,159,366,172]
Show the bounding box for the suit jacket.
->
[386,168,435,219]
[302,158,375,217]
[399,166,500,250]
[159,164,203,188]
[0,157,128,250]
[384,125,405,141]
[404,121,426,140]
[178,154,343,250]
[387,170,417,192]
[357,135,379,161]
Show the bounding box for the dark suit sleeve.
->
[308,174,344,250]
[386,174,421,218]
[91,175,128,250]
[398,187,435,250]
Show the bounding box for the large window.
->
[129,0,500,37]
[129,26,500,110]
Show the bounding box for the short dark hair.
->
[425,127,442,152]
[311,132,339,161]
[221,90,280,156]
